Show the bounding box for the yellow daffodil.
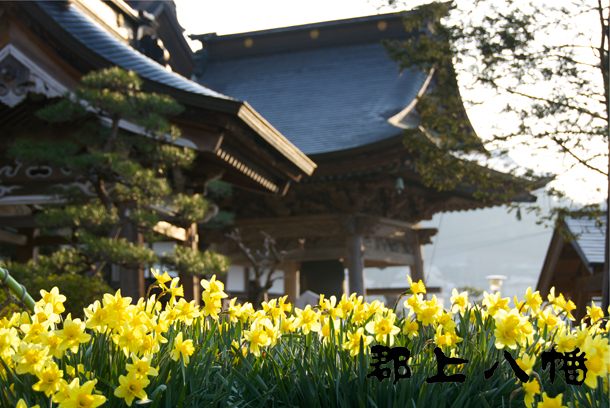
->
[351,303,369,325]
[200,274,228,298]
[522,378,540,408]
[320,295,344,320]
[243,319,271,357]
[84,300,114,333]
[114,371,150,406]
[417,296,441,326]
[174,298,201,325]
[201,291,222,320]
[438,312,457,333]
[12,342,51,375]
[21,316,52,344]
[537,392,567,408]
[483,291,511,317]
[151,268,172,286]
[126,353,158,378]
[582,334,609,388]
[280,315,297,334]
[450,289,469,314]
[403,294,424,317]
[294,305,321,334]
[113,323,145,357]
[342,327,373,356]
[56,315,91,353]
[137,333,162,356]
[365,312,400,346]
[403,320,419,339]
[264,320,281,348]
[493,309,528,349]
[586,301,604,325]
[523,287,542,314]
[170,332,195,364]
[434,326,454,348]
[58,378,105,408]
[227,298,243,323]
[516,353,536,376]
[167,277,184,302]
[32,362,63,396]
[554,327,577,353]
[33,303,60,326]
[561,299,576,321]
[16,399,39,408]
[320,316,340,344]
[0,327,19,359]
[103,290,132,325]
[407,274,426,294]
[536,308,563,332]
[38,287,67,314]
[338,294,356,317]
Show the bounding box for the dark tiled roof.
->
[35,1,231,101]
[197,41,428,155]
[565,217,606,265]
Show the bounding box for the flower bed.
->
[0,271,608,408]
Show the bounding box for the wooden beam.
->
[230,247,346,263]
[0,229,27,245]
[153,221,187,241]
[362,249,415,266]
[233,214,422,241]
[366,286,442,296]
[0,216,38,228]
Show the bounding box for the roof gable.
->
[193,13,433,155]
[199,41,429,155]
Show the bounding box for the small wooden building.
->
[537,217,606,321]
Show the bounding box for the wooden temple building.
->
[0,0,541,303]
[191,14,540,301]
[0,0,314,300]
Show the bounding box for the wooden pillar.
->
[574,291,589,324]
[179,223,200,305]
[411,230,425,283]
[119,222,145,301]
[16,228,39,264]
[346,234,365,297]
[283,261,300,303]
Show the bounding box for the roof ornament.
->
[0,45,65,108]
[135,11,170,68]
[395,177,405,194]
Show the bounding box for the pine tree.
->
[5,67,228,310]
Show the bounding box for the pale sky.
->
[173,0,607,205]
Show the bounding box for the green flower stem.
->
[0,267,35,311]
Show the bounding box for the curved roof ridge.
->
[35,1,234,101]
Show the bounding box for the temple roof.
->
[36,1,229,100]
[193,13,430,155]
